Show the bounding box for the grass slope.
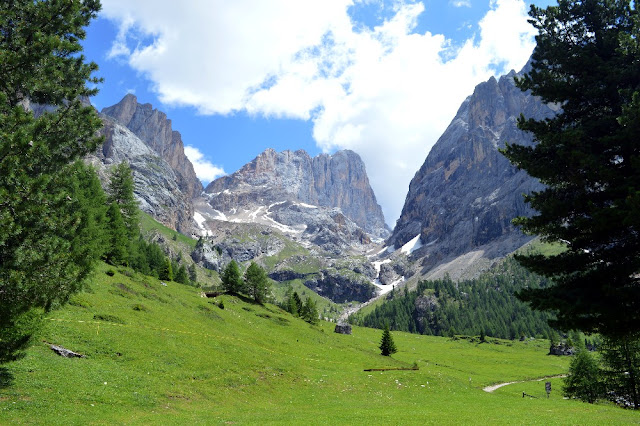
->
[1,262,637,424]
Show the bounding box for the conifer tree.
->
[502,1,640,337]
[188,263,198,284]
[0,0,103,363]
[300,297,319,324]
[600,335,640,409]
[380,323,397,356]
[244,262,271,304]
[107,161,139,239]
[221,260,243,294]
[159,258,173,281]
[292,292,303,316]
[105,202,129,266]
[563,349,603,404]
[174,264,190,286]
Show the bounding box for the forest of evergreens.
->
[352,257,554,340]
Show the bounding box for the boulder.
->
[334,323,352,335]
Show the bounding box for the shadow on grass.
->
[0,367,14,389]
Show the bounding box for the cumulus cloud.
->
[101,0,536,224]
[450,0,472,7]
[184,145,226,185]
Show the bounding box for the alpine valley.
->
[84,62,555,324]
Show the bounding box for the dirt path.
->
[482,375,566,393]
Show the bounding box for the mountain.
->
[86,94,207,234]
[198,148,389,251]
[86,115,197,235]
[102,94,203,199]
[191,148,397,302]
[388,65,558,276]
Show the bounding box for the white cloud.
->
[184,145,226,185]
[101,0,536,225]
[450,0,472,7]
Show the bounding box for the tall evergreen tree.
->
[0,0,102,363]
[188,263,198,284]
[174,264,190,286]
[107,161,139,239]
[563,349,603,404]
[105,202,129,266]
[300,297,319,325]
[159,258,173,281]
[600,335,640,409]
[379,323,398,356]
[501,1,640,337]
[244,262,271,304]
[221,260,243,294]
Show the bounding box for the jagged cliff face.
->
[202,148,389,241]
[389,68,557,270]
[102,94,203,199]
[87,116,196,235]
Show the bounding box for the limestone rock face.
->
[303,269,376,303]
[203,148,389,240]
[87,116,196,235]
[102,94,203,199]
[389,66,557,270]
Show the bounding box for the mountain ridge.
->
[388,66,557,275]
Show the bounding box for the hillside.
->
[1,262,636,424]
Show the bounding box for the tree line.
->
[351,257,554,340]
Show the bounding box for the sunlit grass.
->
[0,262,637,424]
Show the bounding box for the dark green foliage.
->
[354,258,553,339]
[600,335,640,409]
[105,202,129,266]
[283,289,304,317]
[0,0,103,364]
[107,161,139,239]
[379,323,397,356]
[174,265,190,286]
[300,297,319,325]
[67,162,108,267]
[159,258,173,282]
[501,1,640,337]
[221,260,243,294]
[563,349,603,404]
[188,263,197,284]
[244,262,271,304]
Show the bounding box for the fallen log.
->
[364,366,419,372]
[45,342,85,358]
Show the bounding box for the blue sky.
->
[83,0,556,227]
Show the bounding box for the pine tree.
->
[188,263,198,284]
[105,202,129,266]
[107,161,139,239]
[0,0,103,363]
[293,292,303,316]
[563,349,603,404]
[67,162,108,271]
[159,258,173,281]
[221,260,243,294]
[174,264,190,286]
[600,335,640,409]
[379,323,398,356]
[501,1,640,337]
[244,262,271,304]
[300,297,319,324]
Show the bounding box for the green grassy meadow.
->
[1,262,638,424]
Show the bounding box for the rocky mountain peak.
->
[203,148,388,240]
[102,95,203,199]
[389,65,556,272]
